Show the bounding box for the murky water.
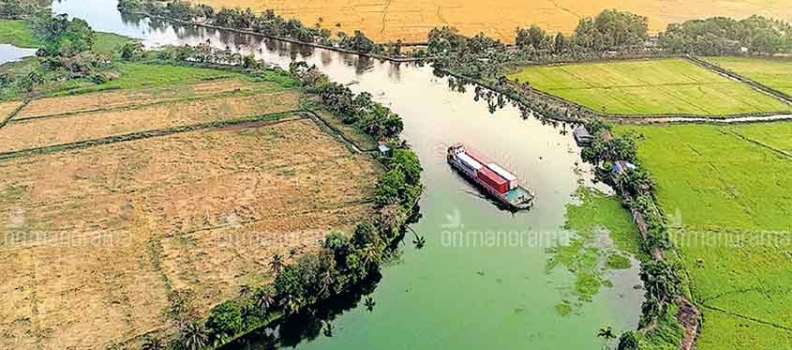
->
[52,1,643,348]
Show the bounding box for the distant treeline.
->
[515,10,649,54]
[427,9,792,80]
[513,10,792,56]
[660,16,792,55]
[0,0,50,18]
[117,0,397,56]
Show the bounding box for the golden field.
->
[0,79,378,349]
[187,0,792,42]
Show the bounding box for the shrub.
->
[352,221,380,249]
[390,149,422,186]
[206,300,244,337]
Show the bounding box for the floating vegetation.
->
[547,187,642,306]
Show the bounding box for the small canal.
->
[51,1,644,348]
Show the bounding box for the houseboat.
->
[447,143,534,210]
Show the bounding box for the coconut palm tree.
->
[597,326,617,341]
[281,293,302,315]
[364,297,376,312]
[413,234,426,250]
[359,245,381,270]
[323,321,334,337]
[318,268,334,298]
[253,286,275,312]
[238,284,253,298]
[269,254,284,275]
[180,321,210,350]
[140,335,163,350]
[597,326,618,350]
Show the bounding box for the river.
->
[50,1,643,349]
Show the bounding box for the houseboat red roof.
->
[478,167,507,185]
[477,167,509,193]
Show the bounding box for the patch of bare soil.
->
[676,297,700,350]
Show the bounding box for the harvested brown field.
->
[0,117,378,349]
[0,91,299,153]
[0,100,22,120]
[0,75,378,349]
[187,0,792,42]
[15,78,272,120]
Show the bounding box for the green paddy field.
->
[508,59,792,117]
[707,57,792,96]
[618,122,792,350]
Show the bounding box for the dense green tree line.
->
[516,10,648,53]
[288,62,405,141]
[427,10,650,79]
[432,9,792,82]
[514,10,792,56]
[660,15,792,55]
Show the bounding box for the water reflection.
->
[225,272,383,350]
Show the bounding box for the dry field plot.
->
[0,100,22,120]
[0,77,378,349]
[188,0,792,42]
[0,90,299,153]
[0,118,377,349]
[15,78,275,120]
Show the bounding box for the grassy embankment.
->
[507,58,792,117]
[0,19,44,47]
[617,122,792,350]
[0,18,130,55]
[706,57,792,96]
[0,19,135,99]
